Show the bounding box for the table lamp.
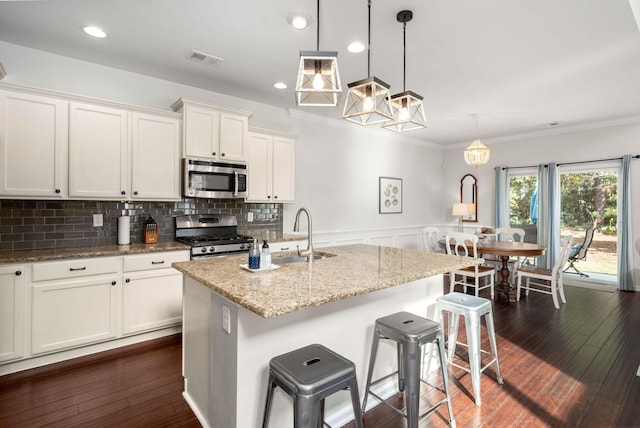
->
[452,203,471,232]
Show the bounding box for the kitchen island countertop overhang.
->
[171,243,482,318]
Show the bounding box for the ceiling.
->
[1,0,640,146]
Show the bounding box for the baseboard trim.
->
[0,327,181,378]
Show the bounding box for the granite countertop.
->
[172,243,481,318]
[0,241,190,264]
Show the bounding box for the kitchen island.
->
[172,244,480,428]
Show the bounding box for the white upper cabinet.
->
[69,102,182,201]
[246,128,296,203]
[131,112,181,200]
[173,98,251,163]
[69,102,129,199]
[0,90,68,198]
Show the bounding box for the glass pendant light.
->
[383,10,427,132]
[342,0,392,125]
[464,115,491,168]
[295,0,342,106]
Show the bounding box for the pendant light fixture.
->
[342,0,392,125]
[383,10,427,132]
[464,115,491,168]
[295,0,342,106]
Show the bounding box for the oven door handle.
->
[233,171,239,197]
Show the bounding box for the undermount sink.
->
[272,251,336,265]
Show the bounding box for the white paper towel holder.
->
[118,215,131,245]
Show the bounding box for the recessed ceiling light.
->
[347,41,365,53]
[288,15,312,30]
[548,122,560,126]
[83,25,108,38]
[274,82,287,89]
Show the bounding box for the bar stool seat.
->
[262,344,363,428]
[362,311,455,427]
[433,292,504,406]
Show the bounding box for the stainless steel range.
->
[174,214,253,259]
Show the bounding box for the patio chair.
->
[563,227,596,277]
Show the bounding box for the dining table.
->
[477,240,546,302]
[440,238,546,303]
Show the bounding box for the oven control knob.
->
[209,247,216,252]
[240,244,246,250]
[201,248,207,253]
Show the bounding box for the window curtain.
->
[537,163,560,268]
[494,166,509,229]
[618,155,634,291]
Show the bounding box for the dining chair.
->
[422,227,440,252]
[516,235,573,309]
[444,232,496,298]
[484,227,527,281]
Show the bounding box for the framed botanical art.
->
[379,177,402,214]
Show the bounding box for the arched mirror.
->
[460,174,478,222]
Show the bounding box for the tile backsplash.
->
[0,199,282,251]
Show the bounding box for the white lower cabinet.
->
[2,250,188,371]
[122,251,188,335]
[30,256,120,355]
[31,275,119,355]
[0,265,25,363]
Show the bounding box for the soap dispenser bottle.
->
[261,240,271,269]
[248,238,260,269]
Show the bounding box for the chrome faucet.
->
[293,207,314,261]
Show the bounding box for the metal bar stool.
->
[262,343,363,428]
[432,292,504,406]
[362,311,456,428]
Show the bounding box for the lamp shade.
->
[342,76,393,125]
[383,90,427,132]
[464,139,490,168]
[452,203,470,216]
[295,51,342,106]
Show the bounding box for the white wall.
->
[0,41,445,235]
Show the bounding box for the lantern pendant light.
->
[295,0,342,106]
[464,115,490,168]
[383,10,427,132]
[342,0,393,125]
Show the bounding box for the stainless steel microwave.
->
[183,158,248,199]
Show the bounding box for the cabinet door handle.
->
[212,152,216,156]
[111,281,116,286]
[274,195,278,199]
[15,270,22,276]
[151,260,165,265]
[221,153,226,157]
[121,191,126,195]
[125,278,130,283]
[69,267,87,271]
[133,191,139,196]
[55,189,61,194]
[280,247,290,251]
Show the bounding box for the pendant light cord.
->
[367,0,371,77]
[316,0,320,51]
[402,20,406,91]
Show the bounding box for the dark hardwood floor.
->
[1,285,639,427]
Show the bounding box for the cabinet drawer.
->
[32,257,119,282]
[123,251,189,272]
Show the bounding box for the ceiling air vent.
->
[189,50,224,67]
